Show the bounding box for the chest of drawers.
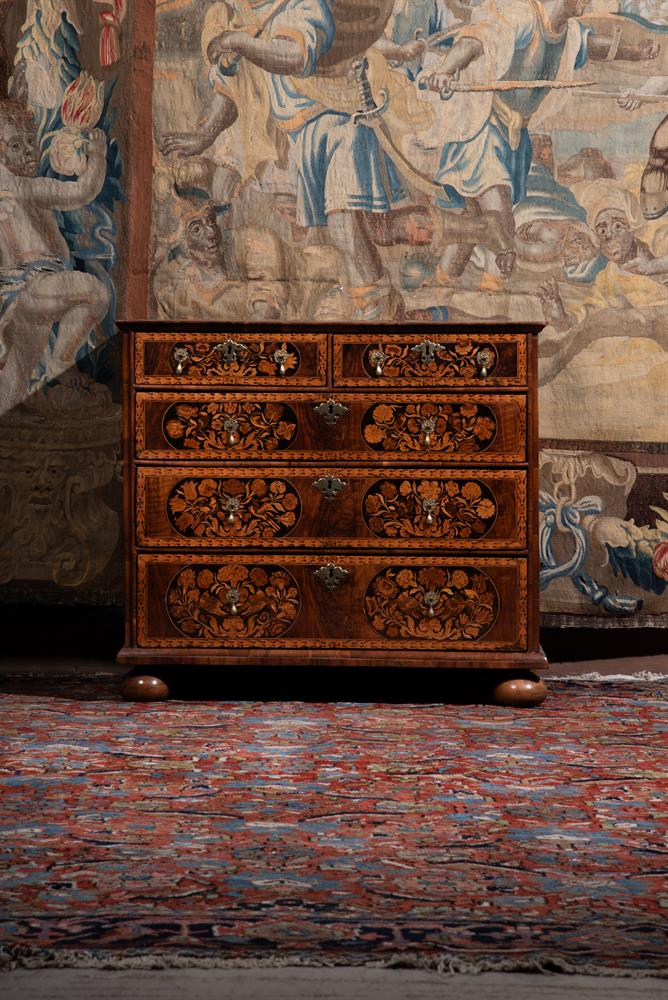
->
[118,321,547,704]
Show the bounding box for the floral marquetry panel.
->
[334,332,526,387]
[135,332,327,386]
[363,478,499,541]
[362,401,498,456]
[364,566,499,642]
[166,477,301,540]
[160,400,297,454]
[137,554,527,650]
[136,467,526,550]
[135,393,526,463]
[166,563,300,641]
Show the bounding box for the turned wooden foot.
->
[120,673,170,702]
[492,673,548,707]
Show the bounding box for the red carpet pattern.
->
[0,680,666,972]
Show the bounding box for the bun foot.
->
[492,673,548,707]
[120,673,170,702]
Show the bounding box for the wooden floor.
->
[3,967,667,999]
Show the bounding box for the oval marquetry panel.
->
[364,565,499,642]
[166,476,302,540]
[166,563,300,640]
[361,401,498,454]
[161,400,298,453]
[362,478,498,540]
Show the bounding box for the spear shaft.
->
[448,79,595,92]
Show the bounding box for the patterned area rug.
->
[1,679,667,975]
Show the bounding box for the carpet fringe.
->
[1,945,666,978]
[549,672,668,682]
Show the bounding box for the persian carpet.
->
[1,678,667,975]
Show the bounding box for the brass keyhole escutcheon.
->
[314,563,349,591]
[313,476,348,502]
[314,399,349,427]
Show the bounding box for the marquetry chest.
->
[118,321,547,704]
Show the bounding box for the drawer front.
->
[135,331,327,386]
[334,332,526,387]
[136,466,527,550]
[137,554,527,651]
[135,392,526,463]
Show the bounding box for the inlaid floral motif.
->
[363,340,496,379]
[364,566,498,641]
[363,479,498,539]
[167,563,300,639]
[167,477,301,540]
[361,402,497,454]
[162,401,298,452]
[172,340,300,379]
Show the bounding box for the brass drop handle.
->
[172,347,190,376]
[223,416,239,446]
[422,498,436,525]
[476,347,495,378]
[274,348,289,376]
[224,497,241,524]
[421,418,436,449]
[423,590,439,618]
[369,348,388,377]
[226,587,240,615]
[314,399,349,427]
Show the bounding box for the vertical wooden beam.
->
[121,0,155,319]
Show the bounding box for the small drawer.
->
[136,465,527,550]
[134,331,327,386]
[334,332,526,387]
[137,553,527,651]
[135,392,527,464]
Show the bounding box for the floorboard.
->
[3,969,667,1000]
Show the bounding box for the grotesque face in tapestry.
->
[594,209,636,264]
[0,99,39,177]
[10,451,71,558]
[183,203,224,267]
[561,224,599,268]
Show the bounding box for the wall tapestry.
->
[0,1,126,602]
[150,0,668,627]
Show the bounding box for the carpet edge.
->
[1,946,666,978]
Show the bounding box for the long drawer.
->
[334,331,526,387]
[136,465,527,550]
[135,392,527,463]
[134,331,327,386]
[136,554,527,651]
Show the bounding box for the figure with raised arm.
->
[0,98,109,414]
[163,0,409,321]
[419,0,657,290]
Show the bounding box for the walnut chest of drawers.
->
[118,321,547,701]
